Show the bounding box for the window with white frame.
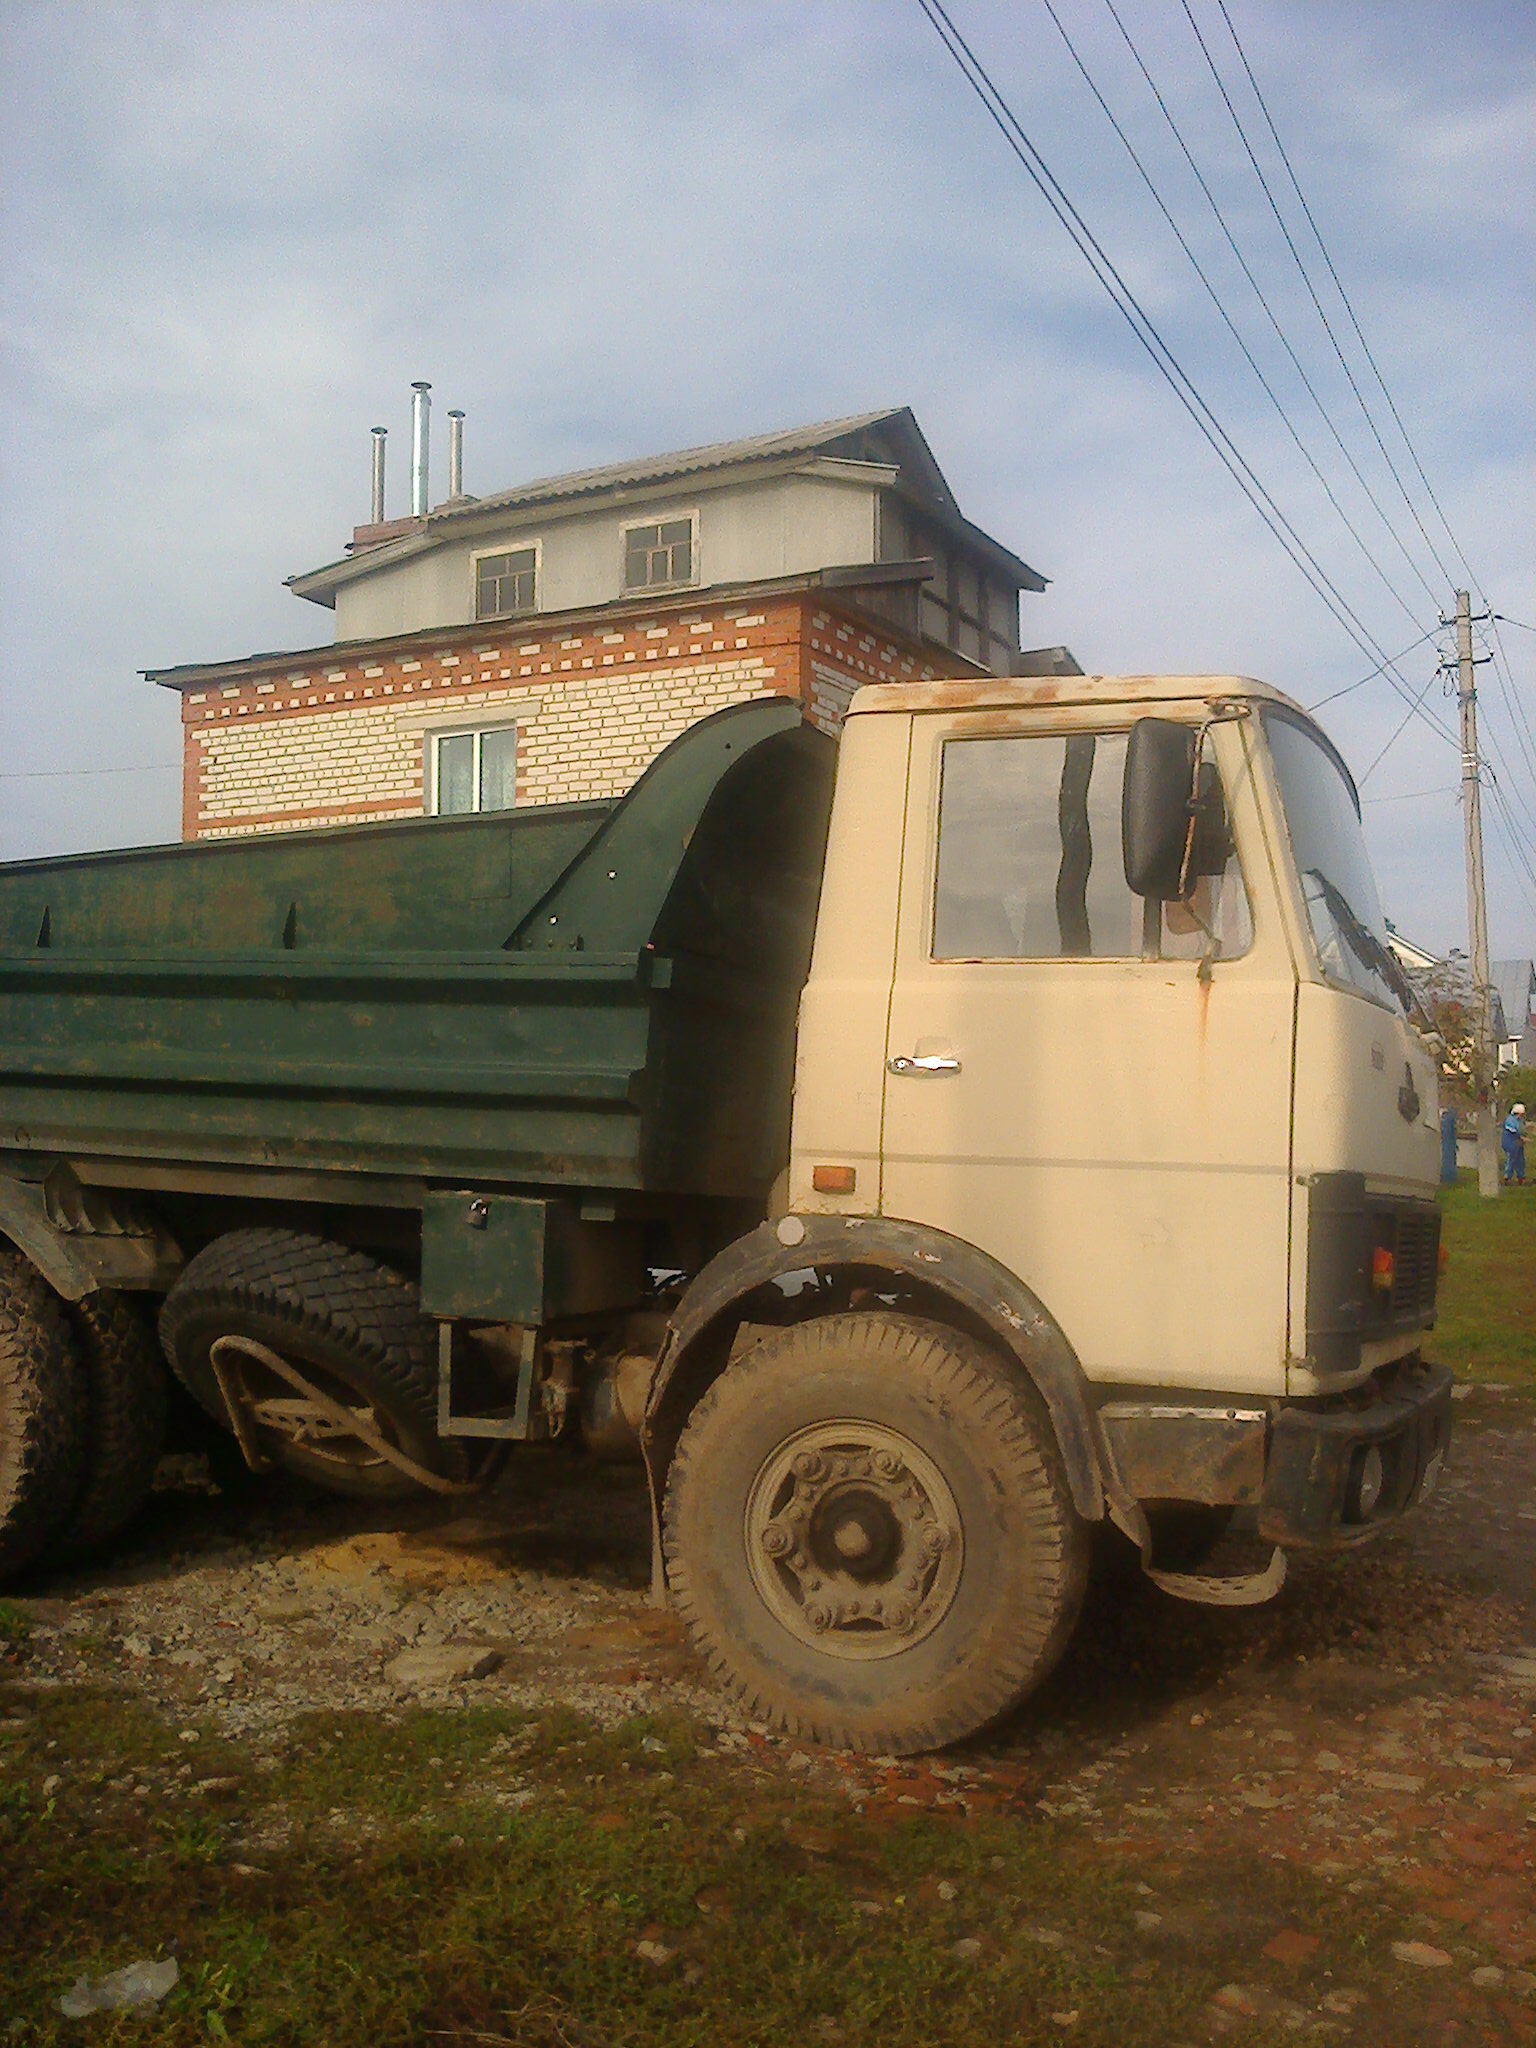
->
[431,724,518,815]
[475,546,537,620]
[623,515,694,591]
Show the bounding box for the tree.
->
[1401,949,1485,1113]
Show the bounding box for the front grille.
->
[1306,1173,1440,1374]
[1389,1206,1440,1320]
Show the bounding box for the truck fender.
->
[0,1166,182,1302]
[641,1214,1106,1568]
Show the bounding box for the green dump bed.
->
[0,701,836,1205]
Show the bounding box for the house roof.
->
[286,407,1046,609]
[144,559,977,692]
[451,409,929,519]
[1384,921,1443,972]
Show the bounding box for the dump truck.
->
[0,677,1451,1752]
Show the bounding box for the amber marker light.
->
[812,1164,857,1194]
[1371,1246,1394,1293]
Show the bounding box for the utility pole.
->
[1454,590,1500,1199]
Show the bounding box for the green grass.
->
[1435,1175,1536,1393]
[0,1598,32,1643]
[0,1689,1438,2048]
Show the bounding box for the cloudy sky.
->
[2,0,1532,956]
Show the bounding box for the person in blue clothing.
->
[1502,1102,1527,1185]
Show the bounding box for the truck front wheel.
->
[663,1313,1089,1754]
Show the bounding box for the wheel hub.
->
[744,1421,963,1660]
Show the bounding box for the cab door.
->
[879,710,1295,1395]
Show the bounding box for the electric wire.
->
[1037,0,1430,635]
[0,761,181,780]
[1203,0,1536,814]
[1305,629,1438,712]
[1358,667,1445,786]
[913,0,1453,755]
[1483,778,1536,916]
[1485,759,1536,873]
[1100,0,1446,618]
[1214,0,1531,680]
[1361,786,1458,805]
[1180,0,1460,600]
[1482,630,1536,806]
[1464,617,1536,838]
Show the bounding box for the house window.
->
[624,516,693,591]
[475,547,537,620]
[432,725,518,815]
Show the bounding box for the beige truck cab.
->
[651,675,1449,1752]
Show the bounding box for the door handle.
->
[887,1053,962,1076]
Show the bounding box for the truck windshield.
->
[1263,709,1409,1016]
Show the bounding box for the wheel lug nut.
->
[805,1603,832,1633]
[760,1522,791,1557]
[792,1450,825,1482]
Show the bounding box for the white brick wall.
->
[192,653,784,830]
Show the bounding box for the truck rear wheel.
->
[159,1230,467,1500]
[57,1292,169,1562]
[663,1313,1089,1754]
[0,1247,89,1580]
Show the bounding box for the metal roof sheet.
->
[443,409,910,520]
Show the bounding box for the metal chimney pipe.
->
[447,410,465,499]
[370,426,387,524]
[410,381,431,516]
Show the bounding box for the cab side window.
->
[931,732,1251,962]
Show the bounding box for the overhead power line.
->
[1180,0,1459,600]
[1212,0,1507,617]
[1099,0,1445,619]
[1358,666,1447,786]
[1200,0,1536,827]
[913,0,1453,757]
[0,761,181,780]
[1037,0,1430,634]
[1305,630,1438,713]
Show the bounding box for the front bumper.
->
[1257,1359,1453,1549]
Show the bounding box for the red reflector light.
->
[1438,1244,1449,1271]
[812,1164,857,1194]
[1371,1246,1394,1292]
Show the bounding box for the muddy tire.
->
[0,1247,89,1581]
[663,1313,1089,1754]
[158,1229,466,1500]
[57,1292,169,1562]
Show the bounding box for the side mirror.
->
[1122,718,1232,901]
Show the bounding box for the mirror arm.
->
[1175,720,1215,901]
[1140,895,1162,962]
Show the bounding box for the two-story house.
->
[149,405,1058,839]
